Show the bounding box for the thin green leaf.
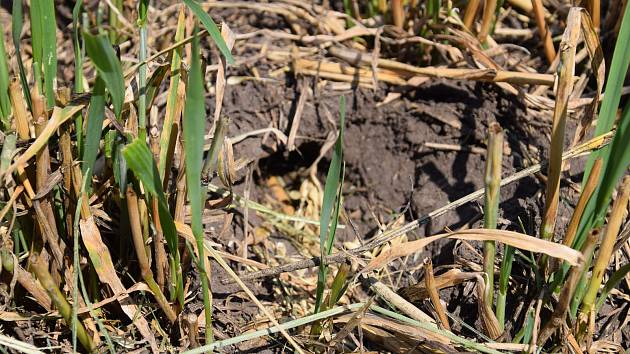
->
[104,130,116,160]
[592,103,630,221]
[72,0,84,155]
[596,262,630,311]
[30,0,57,107]
[0,34,11,125]
[72,0,84,94]
[182,0,235,65]
[513,307,535,344]
[139,0,148,23]
[30,1,43,79]
[183,30,207,239]
[183,26,212,342]
[113,140,127,198]
[496,245,514,331]
[576,4,630,245]
[83,32,125,119]
[315,96,346,313]
[12,0,31,109]
[137,0,149,141]
[81,76,105,190]
[109,0,123,43]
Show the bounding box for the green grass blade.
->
[29,0,43,90]
[327,172,345,255]
[12,0,31,110]
[182,0,235,65]
[496,245,514,331]
[30,0,57,107]
[184,27,207,259]
[137,0,149,141]
[72,0,84,156]
[40,0,57,108]
[592,103,630,221]
[569,255,594,317]
[595,262,630,311]
[122,138,183,305]
[183,26,213,343]
[72,0,84,94]
[427,0,441,21]
[517,307,535,344]
[0,34,11,126]
[585,5,630,150]
[81,77,105,191]
[315,96,346,313]
[109,0,123,43]
[112,136,128,195]
[83,32,125,120]
[576,4,630,244]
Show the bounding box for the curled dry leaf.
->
[474,273,502,339]
[79,217,158,353]
[399,268,479,302]
[364,229,583,273]
[335,312,451,345]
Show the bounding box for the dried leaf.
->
[365,229,583,273]
[79,217,158,353]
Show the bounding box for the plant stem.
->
[587,0,600,30]
[580,176,630,315]
[31,254,94,352]
[463,0,480,29]
[310,262,350,337]
[531,0,556,63]
[538,229,598,345]
[478,0,498,42]
[496,245,513,331]
[483,123,503,315]
[126,186,177,323]
[562,158,603,248]
[425,259,450,330]
[540,9,581,243]
[151,197,167,290]
[391,0,404,29]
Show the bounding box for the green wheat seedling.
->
[314,96,346,314]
